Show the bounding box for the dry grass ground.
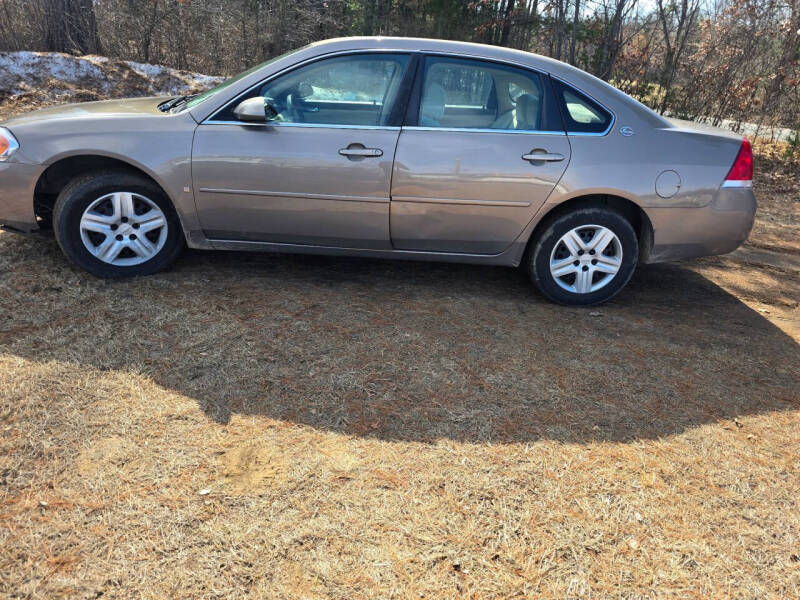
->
[1,104,799,597]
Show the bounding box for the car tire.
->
[526,207,638,306]
[53,170,183,278]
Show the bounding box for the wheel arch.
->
[33,153,180,230]
[526,193,654,263]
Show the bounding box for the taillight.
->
[724,139,753,185]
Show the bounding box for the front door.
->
[391,55,570,254]
[192,53,412,249]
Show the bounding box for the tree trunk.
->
[499,0,516,46]
[595,0,628,80]
[570,0,580,64]
[555,0,565,60]
[758,0,798,130]
[656,0,698,114]
[42,0,101,54]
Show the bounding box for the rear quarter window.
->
[552,78,613,134]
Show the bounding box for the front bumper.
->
[644,186,757,263]
[0,162,40,233]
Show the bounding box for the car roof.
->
[308,36,551,65]
[302,36,596,83]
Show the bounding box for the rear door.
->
[390,55,570,254]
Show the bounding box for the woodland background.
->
[0,0,798,147]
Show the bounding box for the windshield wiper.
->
[158,94,197,112]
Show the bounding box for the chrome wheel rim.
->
[79,192,168,266]
[549,224,623,294]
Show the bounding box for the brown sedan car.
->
[0,37,755,304]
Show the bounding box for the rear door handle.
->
[522,150,565,162]
[339,147,383,157]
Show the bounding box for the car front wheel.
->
[53,171,183,278]
[526,206,639,305]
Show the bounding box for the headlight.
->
[0,127,19,161]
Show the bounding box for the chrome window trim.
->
[203,49,414,126]
[403,126,565,136]
[200,120,269,128]
[564,128,616,137]
[550,74,616,137]
[199,121,401,131]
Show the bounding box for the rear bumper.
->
[644,186,756,263]
[0,162,40,233]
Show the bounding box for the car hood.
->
[1,96,172,127]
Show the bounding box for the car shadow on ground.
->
[2,237,799,444]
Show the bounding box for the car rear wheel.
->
[526,207,638,305]
[53,171,183,278]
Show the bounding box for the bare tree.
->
[499,0,517,47]
[0,0,796,142]
[595,0,639,80]
[570,0,581,64]
[758,0,799,130]
[42,0,101,54]
[655,0,700,113]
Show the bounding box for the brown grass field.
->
[1,95,799,598]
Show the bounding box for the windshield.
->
[180,47,307,112]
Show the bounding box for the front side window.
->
[182,47,307,112]
[417,56,560,132]
[216,53,411,127]
[551,79,613,134]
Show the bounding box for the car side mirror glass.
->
[233,97,278,123]
[264,101,279,121]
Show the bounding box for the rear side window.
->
[416,56,562,132]
[551,78,613,134]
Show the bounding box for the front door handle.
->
[522,150,565,162]
[339,146,383,158]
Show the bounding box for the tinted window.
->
[551,79,613,134]
[216,53,410,126]
[418,56,561,131]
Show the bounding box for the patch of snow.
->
[0,51,223,107]
[126,60,168,79]
[0,51,108,94]
[191,74,223,87]
[83,55,110,64]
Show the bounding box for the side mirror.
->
[233,97,279,123]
